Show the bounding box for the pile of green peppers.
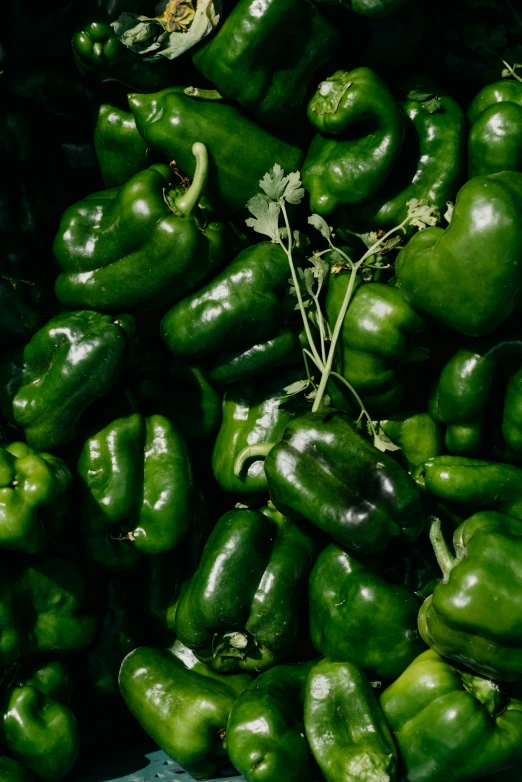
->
[4,0,522,779]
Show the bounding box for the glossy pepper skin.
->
[381,411,444,470]
[326,273,426,412]
[1,661,79,781]
[54,144,225,313]
[0,442,70,552]
[226,661,317,782]
[309,544,424,679]
[396,171,522,336]
[212,372,296,495]
[119,645,252,780]
[94,104,154,188]
[418,513,522,681]
[429,336,522,458]
[468,80,522,177]
[192,0,338,125]
[305,659,397,782]
[0,757,35,781]
[175,507,316,673]
[0,556,97,667]
[381,649,522,780]
[129,88,304,213]
[302,68,404,215]
[78,413,195,569]
[4,310,135,452]
[265,411,424,553]
[345,82,466,232]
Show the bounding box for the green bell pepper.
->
[381,649,522,780]
[78,413,195,569]
[174,506,316,673]
[0,442,70,552]
[380,410,445,470]
[396,171,522,336]
[2,310,135,452]
[0,556,97,667]
[468,80,522,178]
[192,0,338,125]
[302,68,404,215]
[54,144,225,312]
[0,757,36,781]
[326,273,426,412]
[94,104,154,188]
[1,661,79,781]
[418,513,522,681]
[305,659,397,782]
[309,543,424,679]
[128,88,304,213]
[344,81,466,232]
[212,372,296,495]
[119,644,252,780]
[226,661,317,782]
[265,411,424,553]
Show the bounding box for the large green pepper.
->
[119,644,252,780]
[429,335,522,458]
[418,513,522,681]
[381,649,522,780]
[0,757,35,781]
[94,104,154,188]
[161,243,298,383]
[78,413,195,569]
[1,661,79,781]
[396,171,522,336]
[0,556,97,667]
[0,442,70,552]
[54,144,225,312]
[129,88,304,213]
[326,273,426,412]
[302,68,404,215]
[380,410,445,470]
[468,81,522,177]
[309,543,424,679]
[344,82,466,232]
[265,411,424,553]
[305,659,397,782]
[212,372,296,495]
[192,0,338,125]
[1,311,135,452]
[226,661,317,782]
[174,506,316,673]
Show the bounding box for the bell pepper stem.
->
[429,518,456,580]
[174,142,208,218]
[234,443,275,477]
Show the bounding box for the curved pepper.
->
[3,310,135,451]
[192,0,338,125]
[174,507,316,673]
[226,661,317,782]
[78,413,195,569]
[128,88,304,213]
[0,442,70,552]
[468,80,522,177]
[381,649,522,781]
[212,372,296,495]
[305,659,397,782]
[302,68,404,215]
[0,556,97,667]
[265,410,424,553]
[429,336,522,457]
[326,273,426,412]
[94,104,154,188]
[2,661,79,781]
[309,543,424,679]
[119,645,252,780]
[380,410,445,470]
[344,81,466,232]
[54,144,225,312]
[418,514,522,681]
[0,757,36,781]
[396,171,522,336]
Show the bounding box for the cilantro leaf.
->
[406,199,441,230]
[308,213,331,240]
[283,379,310,397]
[283,172,305,205]
[407,89,442,114]
[372,425,401,453]
[259,165,286,201]
[245,194,281,242]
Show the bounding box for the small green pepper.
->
[468,80,522,177]
[380,410,445,470]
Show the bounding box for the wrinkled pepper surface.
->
[94,104,154,188]
[468,80,522,177]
